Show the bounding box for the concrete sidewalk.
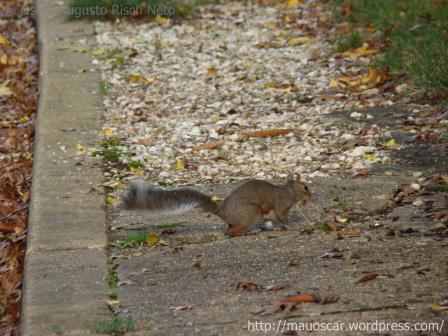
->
[21,1,108,335]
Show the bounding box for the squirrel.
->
[122,174,312,236]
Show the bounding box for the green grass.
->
[154,221,185,229]
[92,138,132,163]
[332,0,448,97]
[91,316,134,335]
[69,0,202,19]
[334,29,363,52]
[116,230,148,248]
[106,263,119,299]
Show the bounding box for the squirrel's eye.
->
[304,186,309,191]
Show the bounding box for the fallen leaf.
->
[361,68,387,86]
[342,43,378,59]
[106,300,120,310]
[101,128,114,136]
[129,167,144,175]
[384,139,396,148]
[287,0,302,7]
[146,232,159,247]
[193,141,223,151]
[0,54,8,64]
[175,160,185,170]
[106,195,118,206]
[337,229,362,238]
[155,15,169,25]
[356,272,379,284]
[241,129,293,138]
[287,37,313,46]
[169,305,193,312]
[128,73,151,84]
[234,282,285,292]
[207,66,217,74]
[352,169,369,178]
[281,294,317,304]
[429,303,448,312]
[0,80,13,97]
[0,34,9,45]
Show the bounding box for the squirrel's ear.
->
[295,174,301,181]
[287,173,294,181]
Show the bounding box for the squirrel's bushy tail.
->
[121,182,220,215]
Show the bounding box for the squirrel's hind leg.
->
[224,206,260,236]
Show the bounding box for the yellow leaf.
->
[155,15,169,25]
[158,239,170,246]
[129,167,144,175]
[128,73,150,84]
[385,139,396,148]
[101,128,114,136]
[0,54,8,64]
[211,196,223,202]
[76,144,87,152]
[19,116,29,123]
[0,81,12,97]
[342,42,378,59]
[429,304,448,312]
[287,37,313,46]
[330,78,344,88]
[106,195,118,206]
[106,300,120,309]
[176,160,185,170]
[207,67,217,75]
[336,216,348,223]
[263,82,301,92]
[361,68,385,86]
[363,154,378,161]
[146,232,159,246]
[91,48,106,56]
[288,0,301,7]
[0,34,9,45]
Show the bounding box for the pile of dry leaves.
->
[0,1,38,334]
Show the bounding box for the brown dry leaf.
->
[337,229,362,238]
[352,169,369,178]
[355,272,379,284]
[320,250,344,259]
[342,43,378,59]
[287,0,302,7]
[264,82,301,92]
[241,129,293,138]
[361,68,387,86]
[169,305,193,312]
[234,281,285,292]
[193,141,223,151]
[207,66,217,74]
[280,294,317,304]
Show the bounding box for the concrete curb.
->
[22,1,108,335]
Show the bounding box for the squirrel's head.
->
[287,174,312,205]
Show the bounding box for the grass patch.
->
[92,138,132,163]
[332,0,448,97]
[154,221,185,229]
[106,262,119,299]
[334,29,363,52]
[69,0,202,19]
[91,316,134,335]
[116,230,148,248]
